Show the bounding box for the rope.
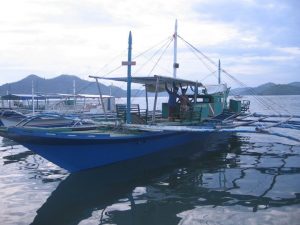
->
[177,34,291,116]
[134,36,173,60]
[132,36,173,100]
[93,50,127,77]
[147,36,173,76]
[133,36,173,75]
[199,70,218,82]
[101,36,175,99]
[178,34,217,67]
[180,36,216,73]
[221,69,291,115]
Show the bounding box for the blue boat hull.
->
[1,127,231,172]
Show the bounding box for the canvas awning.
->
[91,75,203,92]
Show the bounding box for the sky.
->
[0,0,299,88]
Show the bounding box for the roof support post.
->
[145,85,149,122]
[95,77,107,121]
[152,76,160,123]
[194,81,198,105]
[218,59,221,84]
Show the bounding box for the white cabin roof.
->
[95,75,203,92]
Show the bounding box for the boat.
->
[0,93,116,115]
[0,22,298,172]
[29,136,298,225]
[0,109,27,127]
[0,92,117,127]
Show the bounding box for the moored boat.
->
[0,109,27,127]
[0,125,229,172]
[1,22,298,172]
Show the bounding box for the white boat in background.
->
[233,95,243,99]
[0,93,116,114]
[0,109,26,127]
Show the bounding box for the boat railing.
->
[116,104,144,123]
[14,113,82,128]
[241,100,250,112]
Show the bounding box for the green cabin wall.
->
[229,99,241,113]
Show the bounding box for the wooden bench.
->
[116,104,145,124]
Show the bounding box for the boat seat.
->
[116,104,145,123]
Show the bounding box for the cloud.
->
[0,0,299,87]
[192,0,300,46]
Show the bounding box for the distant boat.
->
[0,109,26,127]
[234,95,243,99]
[0,22,296,172]
[0,93,116,114]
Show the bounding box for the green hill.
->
[231,82,300,95]
[1,75,299,96]
[0,74,129,97]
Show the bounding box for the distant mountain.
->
[231,82,300,95]
[0,74,137,97]
[1,75,299,97]
[289,82,300,87]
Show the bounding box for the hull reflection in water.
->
[30,135,300,225]
[31,133,234,225]
[2,127,233,172]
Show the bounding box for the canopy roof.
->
[91,75,203,92]
[1,94,46,100]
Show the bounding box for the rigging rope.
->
[199,71,218,82]
[103,36,175,99]
[132,36,174,100]
[147,36,173,76]
[177,34,291,116]
[133,36,173,75]
[81,31,292,118]
[75,50,127,94]
[180,36,216,73]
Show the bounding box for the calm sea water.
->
[0,96,300,225]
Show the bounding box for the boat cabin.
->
[98,75,230,124]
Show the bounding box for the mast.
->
[173,19,179,78]
[31,80,35,115]
[218,59,221,84]
[126,31,133,124]
[73,80,76,108]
